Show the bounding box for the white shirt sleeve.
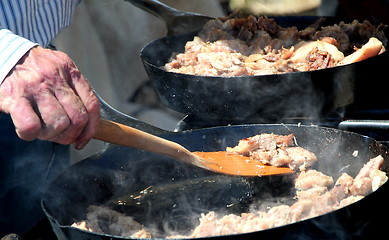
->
[0,29,38,84]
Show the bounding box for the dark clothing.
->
[0,114,70,236]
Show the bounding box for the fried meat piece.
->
[226,133,294,156]
[370,169,389,191]
[295,185,328,199]
[339,37,384,65]
[285,147,318,171]
[306,46,336,70]
[250,148,292,167]
[183,205,292,238]
[338,195,364,208]
[290,191,338,222]
[71,205,151,238]
[227,133,317,170]
[355,155,384,180]
[349,177,373,196]
[313,25,351,53]
[291,40,344,67]
[295,169,334,191]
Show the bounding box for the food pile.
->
[164,15,387,76]
[226,133,317,171]
[72,133,388,239]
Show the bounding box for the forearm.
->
[0,29,38,84]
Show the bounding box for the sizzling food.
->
[174,156,386,239]
[164,15,387,76]
[72,133,388,238]
[226,133,317,171]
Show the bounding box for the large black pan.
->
[42,100,389,240]
[134,1,389,120]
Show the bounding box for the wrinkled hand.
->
[0,46,100,149]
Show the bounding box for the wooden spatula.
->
[94,119,294,177]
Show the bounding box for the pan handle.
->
[124,0,179,19]
[96,92,170,136]
[339,120,389,130]
[338,119,389,142]
[124,0,212,36]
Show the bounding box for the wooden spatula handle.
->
[94,119,291,176]
[94,119,195,163]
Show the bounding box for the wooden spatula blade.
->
[193,151,294,176]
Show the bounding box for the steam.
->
[43,94,387,240]
[0,113,70,234]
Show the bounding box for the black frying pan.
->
[133,0,389,120]
[42,99,389,240]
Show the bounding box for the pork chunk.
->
[285,147,318,171]
[227,133,318,170]
[226,133,294,156]
[355,155,384,180]
[339,37,384,65]
[295,169,334,191]
[71,205,151,238]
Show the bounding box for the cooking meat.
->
[354,155,384,180]
[285,147,318,171]
[289,156,386,222]
[346,155,385,196]
[71,205,151,238]
[226,133,294,155]
[339,37,385,65]
[73,155,387,238]
[170,205,292,239]
[335,172,354,189]
[227,133,317,170]
[338,20,387,51]
[295,185,328,199]
[290,191,338,222]
[184,155,386,237]
[192,212,267,237]
[331,172,354,199]
[349,177,373,196]
[189,211,268,238]
[370,169,388,191]
[291,40,344,64]
[313,25,350,52]
[250,148,292,167]
[338,195,364,208]
[164,15,387,76]
[165,37,249,76]
[295,169,334,191]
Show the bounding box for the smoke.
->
[0,113,70,235]
[42,119,389,239]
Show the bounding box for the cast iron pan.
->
[138,8,389,120]
[42,100,389,240]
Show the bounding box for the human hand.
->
[0,46,100,149]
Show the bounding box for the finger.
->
[51,83,89,145]
[10,98,42,141]
[34,90,71,141]
[65,65,100,149]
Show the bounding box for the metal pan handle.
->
[339,120,389,130]
[124,0,180,20]
[124,0,211,35]
[97,92,170,136]
[338,119,389,143]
